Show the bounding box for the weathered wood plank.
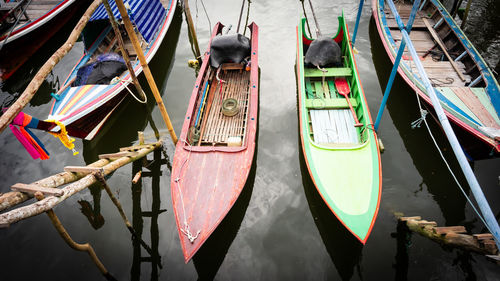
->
[451,87,500,128]
[11,183,63,197]
[99,151,139,159]
[434,226,467,234]
[64,166,104,174]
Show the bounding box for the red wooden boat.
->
[0,0,90,81]
[171,22,258,263]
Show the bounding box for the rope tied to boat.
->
[410,109,428,129]
[45,119,79,156]
[111,76,147,104]
[174,139,201,243]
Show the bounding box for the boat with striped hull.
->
[47,0,177,140]
[372,0,500,160]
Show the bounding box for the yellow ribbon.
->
[45,119,79,156]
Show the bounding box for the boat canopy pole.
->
[376,0,500,248]
[114,0,178,144]
[351,0,364,45]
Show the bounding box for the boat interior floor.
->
[304,72,361,145]
[197,67,251,147]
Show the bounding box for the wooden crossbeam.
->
[11,183,63,197]
[99,151,139,159]
[433,226,467,235]
[119,144,155,152]
[64,166,104,174]
[473,233,494,241]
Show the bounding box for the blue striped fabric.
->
[89,0,167,43]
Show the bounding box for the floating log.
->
[0,0,103,134]
[0,141,162,227]
[398,216,499,256]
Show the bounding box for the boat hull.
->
[371,0,500,160]
[0,0,88,81]
[171,22,259,262]
[296,15,382,244]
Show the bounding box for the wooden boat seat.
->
[309,109,360,144]
[304,67,352,78]
[305,98,358,109]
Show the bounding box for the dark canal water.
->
[1,0,500,280]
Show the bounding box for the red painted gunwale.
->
[171,22,259,263]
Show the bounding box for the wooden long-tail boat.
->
[47,0,177,140]
[296,14,381,244]
[171,22,258,263]
[0,0,90,81]
[372,0,500,160]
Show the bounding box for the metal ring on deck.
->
[221,98,239,117]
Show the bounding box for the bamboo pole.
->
[102,0,146,100]
[0,0,103,134]
[460,0,472,29]
[113,0,177,144]
[0,142,161,227]
[0,158,111,212]
[34,192,110,277]
[182,0,201,60]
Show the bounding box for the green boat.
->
[296,14,382,244]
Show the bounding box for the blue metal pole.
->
[351,0,364,45]
[374,0,421,130]
[401,27,500,248]
[374,0,420,131]
[374,42,406,130]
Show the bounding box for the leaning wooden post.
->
[0,0,103,134]
[102,0,146,100]
[460,0,472,29]
[182,0,201,60]
[114,0,178,144]
[34,192,111,278]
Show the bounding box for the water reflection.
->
[131,149,167,281]
[78,183,105,229]
[368,18,469,227]
[299,144,363,281]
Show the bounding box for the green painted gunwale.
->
[296,14,382,244]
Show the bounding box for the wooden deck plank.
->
[451,87,500,128]
[471,88,500,125]
[436,87,482,124]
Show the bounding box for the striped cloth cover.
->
[89,0,167,43]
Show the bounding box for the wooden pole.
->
[113,0,178,144]
[460,0,472,29]
[422,18,466,82]
[102,0,146,100]
[34,192,110,277]
[0,0,103,134]
[0,142,161,227]
[183,0,201,60]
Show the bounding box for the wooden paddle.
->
[335,78,363,127]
